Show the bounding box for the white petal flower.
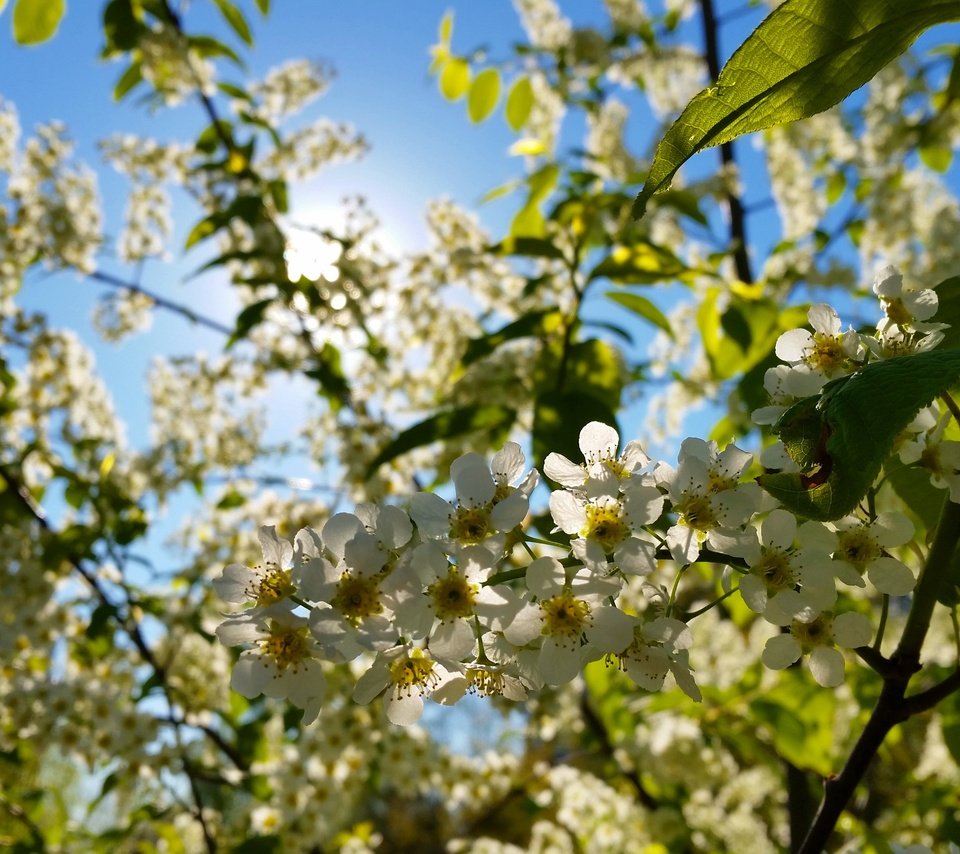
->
[544,421,651,497]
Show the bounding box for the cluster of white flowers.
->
[1,119,102,300]
[513,0,572,52]
[214,264,960,722]
[585,98,637,181]
[138,23,217,106]
[257,118,369,182]
[244,59,332,124]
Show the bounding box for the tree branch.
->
[698,0,753,284]
[799,497,960,853]
[90,270,235,337]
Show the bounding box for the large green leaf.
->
[367,404,515,475]
[633,0,960,218]
[758,350,960,520]
[12,0,65,44]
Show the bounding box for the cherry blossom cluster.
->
[214,265,956,726]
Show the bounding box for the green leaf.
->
[439,57,470,101]
[884,455,946,532]
[113,60,143,101]
[698,291,802,381]
[227,298,273,347]
[13,0,65,44]
[606,291,673,339]
[588,241,690,284]
[505,76,534,131]
[216,489,247,510]
[188,34,243,67]
[211,0,253,46]
[462,309,562,366]
[102,0,142,52]
[632,0,960,218]
[303,343,350,408]
[825,170,846,205]
[467,67,501,123]
[919,142,953,172]
[565,339,624,411]
[758,350,960,520]
[749,668,837,775]
[654,189,708,225]
[255,0,269,14]
[491,236,564,260]
[367,405,515,476]
[438,9,453,44]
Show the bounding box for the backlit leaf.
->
[439,57,470,101]
[505,76,534,131]
[606,292,673,338]
[633,0,960,218]
[211,0,253,46]
[13,0,65,44]
[468,67,501,123]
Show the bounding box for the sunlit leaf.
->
[438,9,453,44]
[13,0,65,44]
[211,0,253,46]
[468,67,501,123]
[588,241,690,284]
[633,0,960,218]
[606,291,673,338]
[505,76,534,131]
[759,350,960,520]
[439,57,470,101]
[113,60,143,101]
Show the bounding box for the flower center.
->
[259,622,311,671]
[582,501,630,552]
[836,530,878,570]
[388,649,440,698]
[540,592,591,641]
[466,666,506,697]
[428,570,478,621]
[808,333,847,375]
[754,549,796,591]
[249,564,296,607]
[882,297,913,327]
[450,506,491,544]
[678,495,716,531]
[791,615,833,652]
[331,573,383,622]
